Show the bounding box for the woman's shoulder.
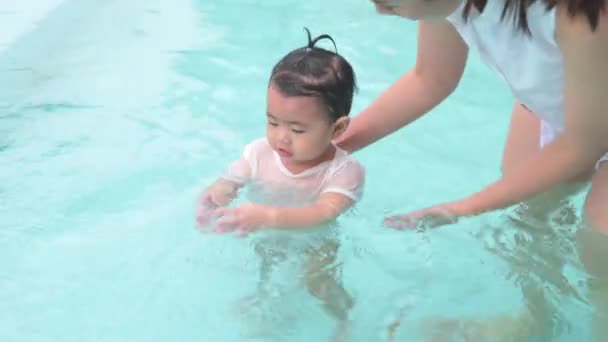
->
[555,1,608,41]
[554,0,608,72]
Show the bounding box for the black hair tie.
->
[303,27,338,53]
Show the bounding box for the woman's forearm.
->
[336,69,455,153]
[458,135,600,216]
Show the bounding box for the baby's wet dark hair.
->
[269,28,357,122]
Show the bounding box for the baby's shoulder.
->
[329,153,365,179]
[242,138,272,160]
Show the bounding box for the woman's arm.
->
[430,7,608,219]
[335,21,468,153]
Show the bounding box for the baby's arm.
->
[269,192,353,228]
[196,140,254,226]
[214,192,354,232]
[273,159,365,228]
[215,159,364,232]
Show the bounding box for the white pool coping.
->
[0,0,65,54]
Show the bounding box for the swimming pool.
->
[0,0,593,341]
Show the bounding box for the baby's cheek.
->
[303,135,325,155]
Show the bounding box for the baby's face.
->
[265,85,347,166]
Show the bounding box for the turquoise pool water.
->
[0,0,593,341]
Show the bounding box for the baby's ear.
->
[332,116,350,138]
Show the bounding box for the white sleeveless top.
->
[447,0,565,132]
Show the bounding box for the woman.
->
[335,0,608,339]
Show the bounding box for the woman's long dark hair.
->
[464,0,606,33]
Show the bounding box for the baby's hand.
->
[196,181,239,230]
[214,203,274,236]
[196,192,218,228]
[207,182,237,207]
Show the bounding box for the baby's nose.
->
[278,129,290,143]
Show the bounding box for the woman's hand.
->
[384,201,470,230]
[371,0,397,15]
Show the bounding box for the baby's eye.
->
[291,129,305,134]
[268,121,278,127]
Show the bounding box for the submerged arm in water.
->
[214,192,354,234]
